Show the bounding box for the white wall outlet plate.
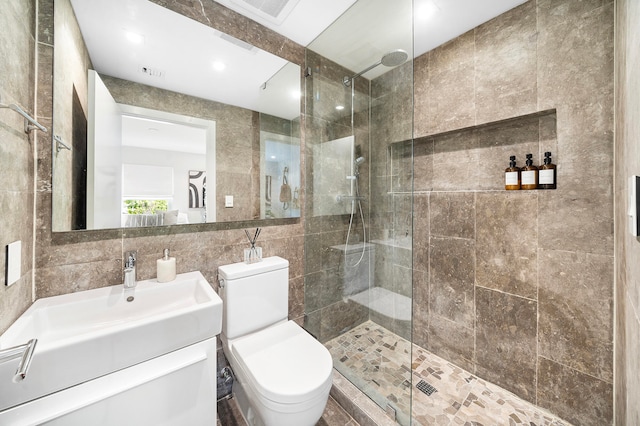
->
[6,240,21,286]
[225,195,233,208]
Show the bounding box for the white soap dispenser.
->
[157,248,176,283]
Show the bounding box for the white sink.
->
[0,271,222,412]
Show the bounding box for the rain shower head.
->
[343,49,409,86]
[380,49,409,67]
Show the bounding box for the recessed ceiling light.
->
[125,30,145,44]
[336,105,345,110]
[270,155,277,160]
[212,61,226,71]
[291,90,302,99]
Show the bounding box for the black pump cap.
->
[525,153,533,166]
[544,151,551,157]
[510,155,516,161]
[509,155,516,167]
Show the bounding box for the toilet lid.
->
[231,321,333,405]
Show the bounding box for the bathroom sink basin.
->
[0,271,222,412]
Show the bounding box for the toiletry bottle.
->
[157,248,176,283]
[538,151,556,189]
[521,153,538,190]
[505,155,521,190]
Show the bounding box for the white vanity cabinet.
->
[0,338,217,425]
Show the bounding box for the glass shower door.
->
[303,0,414,424]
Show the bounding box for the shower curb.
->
[330,369,398,426]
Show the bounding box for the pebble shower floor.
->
[325,321,572,425]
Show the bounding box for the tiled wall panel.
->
[408,1,615,424]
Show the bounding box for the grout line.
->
[537,354,614,385]
[474,284,539,303]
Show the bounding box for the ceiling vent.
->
[219,33,257,53]
[140,66,165,78]
[230,0,301,25]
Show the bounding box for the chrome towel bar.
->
[54,135,72,153]
[0,96,47,134]
[0,339,38,382]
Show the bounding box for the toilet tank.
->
[218,256,289,340]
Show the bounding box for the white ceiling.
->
[69,0,528,120]
[122,115,207,155]
[219,0,528,78]
[70,0,301,120]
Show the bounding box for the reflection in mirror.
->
[52,0,301,232]
[261,131,301,219]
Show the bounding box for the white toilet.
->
[218,256,333,426]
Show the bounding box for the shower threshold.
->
[326,321,572,425]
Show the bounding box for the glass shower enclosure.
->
[303,1,414,424]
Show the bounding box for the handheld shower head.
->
[354,156,365,166]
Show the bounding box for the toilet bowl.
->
[218,257,333,426]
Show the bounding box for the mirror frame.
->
[51,0,306,235]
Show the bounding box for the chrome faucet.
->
[124,250,137,289]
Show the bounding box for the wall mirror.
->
[52,0,301,232]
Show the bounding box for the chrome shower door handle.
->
[0,338,38,382]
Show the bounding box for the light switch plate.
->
[225,195,234,208]
[6,240,21,286]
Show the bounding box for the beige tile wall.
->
[407,1,615,424]
[0,0,36,333]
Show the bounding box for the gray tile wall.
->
[0,0,36,333]
[614,0,640,424]
[410,1,614,424]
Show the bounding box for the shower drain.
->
[416,380,438,396]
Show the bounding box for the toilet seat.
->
[229,321,333,406]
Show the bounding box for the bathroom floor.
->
[326,320,572,426]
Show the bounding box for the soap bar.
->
[157,257,176,283]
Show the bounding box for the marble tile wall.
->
[614,0,640,423]
[407,1,615,424]
[0,0,36,333]
[29,0,307,326]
